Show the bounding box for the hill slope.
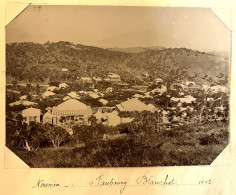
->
[6,42,230,85]
[107,46,165,53]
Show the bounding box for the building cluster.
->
[8,73,229,136]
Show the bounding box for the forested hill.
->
[6,41,230,85]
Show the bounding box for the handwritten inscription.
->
[136,172,178,186]
[89,174,127,194]
[32,179,60,188]
[32,173,212,194]
[198,178,212,185]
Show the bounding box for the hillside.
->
[6,41,230,85]
[107,46,165,53]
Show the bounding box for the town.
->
[5,43,230,167]
[7,71,229,130]
[6,66,229,161]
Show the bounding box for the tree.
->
[72,124,106,143]
[36,84,40,94]
[12,80,18,88]
[72,125,93,143]
[12,122,47,151]
[45,125,70,148]
[26,83,32,92]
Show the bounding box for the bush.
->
[199,134,220,145]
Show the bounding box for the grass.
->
[12,122,229,167]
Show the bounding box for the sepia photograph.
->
[5,5,231,167]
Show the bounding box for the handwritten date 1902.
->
[198,179,212,185]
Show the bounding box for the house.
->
[94,110,131,126]
[9,100,37,107]
[99,98,108,105]
[116,98,152,112]
[59,83,68,89]
[144,92,152,98]
[89,93,100,99]
[202,85,210,91]
[155,78,164,84]
[51,99,93,127]
[106,87,113,93]
[93,77,102,82]
[182,81,202,92]
[9,100,24,107]
[151,85,167,95]
[133,94,144,98]
[63,96,71,101]
[209,85,228,93]
[42,111,53,124]
[103,133,127,140]
[42,91,55,98]
[61,68,68,72]
[207,97,214,101]
[22,108,41,124]
[104,78,111,82]
[67,91,80,99]
[105,111,121,126]
[108,73,121,81]
[144,73,149,78]
[184,81,196,86]
[120,117,134,123]
[46,86,58,92]
[81,77,93,83]
[170,81,183,91]
[19,95,27,100]
[170,95,196,104]
[147,104,159,113]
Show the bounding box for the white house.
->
[133,94,144,98]
[151,85,167,95]
[42,111,53,124]
[106,87,113,93]
[155,78,163,84]
[116,98,152,112]
[22,108,41,124]
[61,68,68,72]
[67,91,80,99]
[19,95,27,100]
[99,98,108,105]
[52,99,93,127]
[9,100,37,107]
[108,73,121,81]
[81,77,92,83]
[46,86,58,92]
[171,95,196,104]
[59,83,68,89]
[147,104,159,113]
[93,77,102,82]
[89,93,100,99]
[42,91,55,98]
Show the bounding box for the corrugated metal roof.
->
[52,99,92,115]
[116,98,150,112]
[22,108,41,116]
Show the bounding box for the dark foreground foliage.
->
[12,122,228,167]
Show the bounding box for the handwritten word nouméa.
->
[33,179,60,188]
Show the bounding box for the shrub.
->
[199,134,220,145]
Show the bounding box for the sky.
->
[6,5,231,52]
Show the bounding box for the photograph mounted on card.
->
[5,5,231,168]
